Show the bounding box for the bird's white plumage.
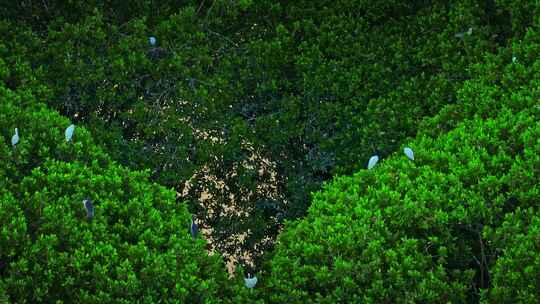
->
[367,155,379,170]
[404,147,414,161]
[244,276,258,288]
[149,36,157,46]
[11,128,19,146]
[65,124,75,142]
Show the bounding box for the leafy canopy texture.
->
[261,21,540,303]
[1,1,540,303]
[0,0,507,268]
[0,85,238,303]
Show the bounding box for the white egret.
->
[455,27,472,39]
[65,124,75,142]
[404,147,414,161]
[191,219,198,239]
[82,199,94,220]
[149,36,157,46]
[367,155,379,170]
[11,128,19,147]
[244,274,258,289]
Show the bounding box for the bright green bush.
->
[482,208,540,302]
[0,85,237,303]
[263,106,539,303]
[419,18,540,138]
[261,25,540,301]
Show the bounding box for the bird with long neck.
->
[11,128,19,147]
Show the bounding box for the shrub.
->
[0,85,237,303]
[262,26,540,301]
[263,106,540,303]
[1,2,539,302]
[482,208,540,302]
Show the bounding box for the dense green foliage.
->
[264,107,539,302]
[1,1,540,303]
[261,17,540,303]
[0,85,237,302]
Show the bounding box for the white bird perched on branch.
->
[149,36,157,46]
[404,147,414,161]
[367,154,379,170]
[11,128,19,147]
[244,273,258,288]
[65,124,75,142]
